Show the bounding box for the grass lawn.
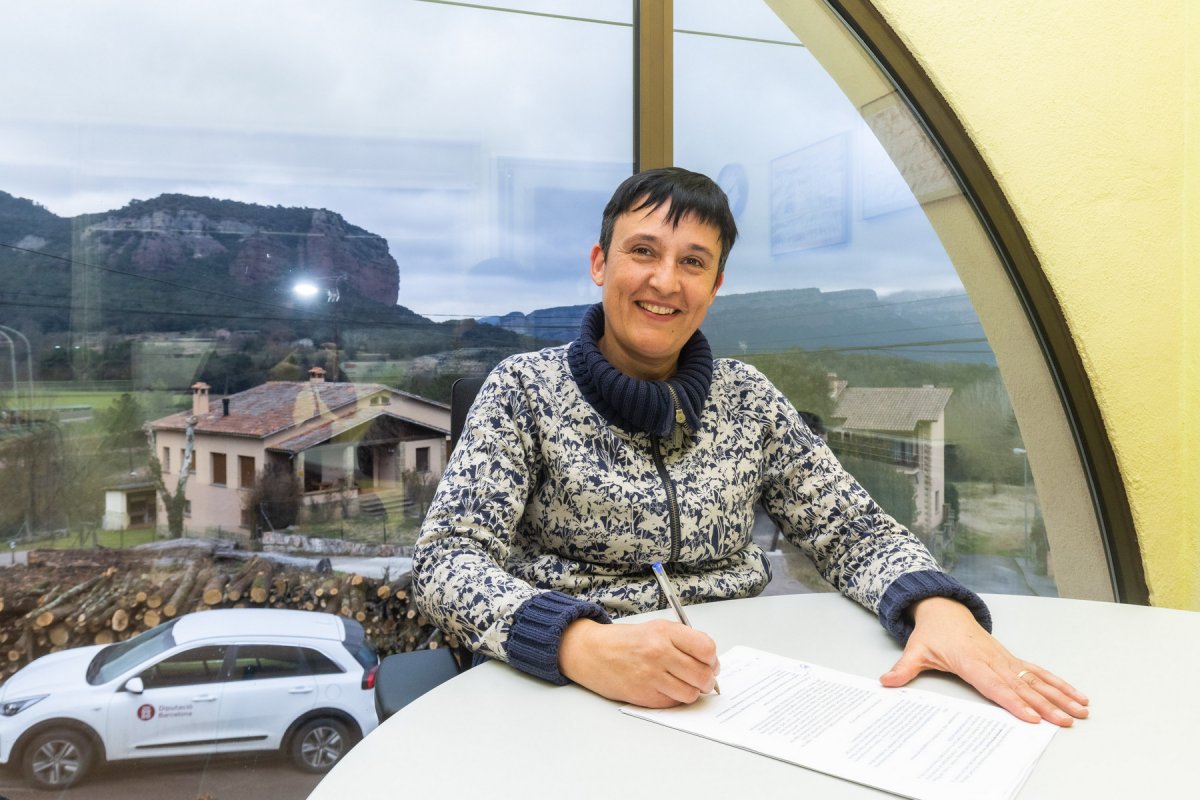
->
[296,514,424,547]
[17,527,159,551]
[31,389,190,412]
[32,391,123,410]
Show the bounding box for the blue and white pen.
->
[651,561,721,695]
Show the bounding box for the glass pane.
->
[674,0,1060,598]
[232,645,305,680]
[1,0,630,794]
[141,645,230,689]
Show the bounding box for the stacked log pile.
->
[1,550,450,684]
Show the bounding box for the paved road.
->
[949,553,1058,597]
[0,753,323,800]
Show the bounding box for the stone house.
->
[141,368,450,534]
[828,385,953,534]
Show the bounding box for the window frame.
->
[658,0,1138,601]
[212,452,227,487]
[811,0,1145,602]
[239,455,256,489]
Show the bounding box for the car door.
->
[106,644,230,760]
[215,643,318,752]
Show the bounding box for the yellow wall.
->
[868,0,1198,608]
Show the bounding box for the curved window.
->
[673,0,1115,601]
[0,1,1128,794]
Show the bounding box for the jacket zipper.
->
[650,436,682,565]
[653,385,687,565]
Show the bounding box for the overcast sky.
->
[1,0,962,319]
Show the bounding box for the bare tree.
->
[246,463,304,532]
[401,468,439,520]
[145,417,196,539]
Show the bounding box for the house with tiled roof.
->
[143,367,450,534]
[829,384,953,534]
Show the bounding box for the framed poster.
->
[770,133,850,255]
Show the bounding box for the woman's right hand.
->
[558,618,720,708]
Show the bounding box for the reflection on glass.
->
[0,0,631,794]
[674,1,1056,598]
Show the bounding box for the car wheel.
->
[290,717,352,773]
[22,728,94,790]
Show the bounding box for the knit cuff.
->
[877,569,992,644]
[507,591,611,685]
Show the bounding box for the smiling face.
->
[590,200,725,381]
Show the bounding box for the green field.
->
[15,527,159,552]
[27,389,189,412]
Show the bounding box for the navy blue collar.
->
[567,303,713,437]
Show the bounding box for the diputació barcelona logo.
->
[137,704,156,721]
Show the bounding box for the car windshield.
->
[87,619,180,685]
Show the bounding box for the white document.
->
[620,646,1056,800]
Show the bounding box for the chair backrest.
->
[449,375,486,452]
[374,648,461,720]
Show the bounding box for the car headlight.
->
[2,695,48,716]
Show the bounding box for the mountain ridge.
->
[482,286,990,364]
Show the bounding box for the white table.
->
[310,593,1200,799]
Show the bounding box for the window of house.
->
[415,446,430,473]
[239,455,256,489]
[187,449,197,474]
[162,446,170,473]
[212,453,227,486]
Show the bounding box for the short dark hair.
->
[598,167,739,273]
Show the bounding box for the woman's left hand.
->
[879,596,1090,726]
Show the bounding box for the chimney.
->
[191,382,210,416]
[222,397,230,416]
[308,366,326,384]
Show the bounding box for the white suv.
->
[0,608,380,789]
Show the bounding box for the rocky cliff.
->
[74,194,399,304]
[0,191,403,337]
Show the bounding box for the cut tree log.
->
[250,571,271,604]
[225,558,263,602]
[164,563,200,618]
[0,552,428,684]
[201,572,228,607]
[23,574,110,627]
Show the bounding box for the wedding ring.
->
[1017,669,1032,682]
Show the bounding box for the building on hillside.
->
[143,368,450,534]
[102,476,158,531]
[828,385,953,534]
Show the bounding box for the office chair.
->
[374,647,462,720]
[372,375,486,722]
[450,375,486,452]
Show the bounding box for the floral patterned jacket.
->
[413,345,987,684]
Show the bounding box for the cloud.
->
[1,0,967,322]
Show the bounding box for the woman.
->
[413,168,1087,724]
